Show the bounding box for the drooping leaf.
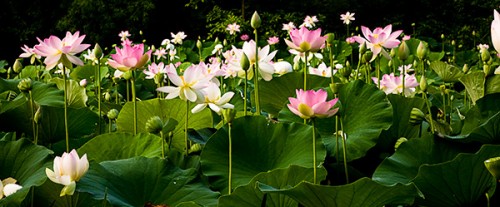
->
[219,165,327,207]
[116,98,213,152]
[200,116,326,194]
[78,157,219,207]
[78,132,163,163]
[430,61,464,82]
[0,139,53,207]
[459,71,485,104]
[258,177,423,207]
[52,77,88,108]
[485,74,500,95]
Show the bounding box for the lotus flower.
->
[226,23,241,35]
[0,177,22,199]
[191,83,234,115]
[352,25,402,61]
[46,149,89,196]
[285,27,326,53]
[491,10,500,55]
[156,63,211,102]
[108,43,152,72]
[241,40,277,81]
[144,62,168,80]
[287,89,339,119]
[34,31,90,70]
[372,72,419,96]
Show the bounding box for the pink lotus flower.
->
[45,149,89,196]
[267,36,280,45]
[226,23,241,35]
[34,31,90,70]
[352,25,403,61]
[340,12,355,25]
[287,89,339,119]
[240,34,249,41]
[285,27,326,53]
[144,62,168,80]
[372,72,419,96]
[108,43,152,72]
[282,22,296,31]
[491,10,500,54]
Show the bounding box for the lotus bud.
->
[326,33,335,45]
[484,64,493,77]
[481,48,491,62]
[462,64,469,74]
[13,58,23,73]
[223,39,228,46]
[79,79,87,87]
[441,34,445,39]
[107,109,119,120]
[359,41,367,55]
[451,40,455,46]
[146,116,163,134]
[154,73,164,85]
[240,52,250,71]
[93,43,103,59]
[214,37,220,45]
[409,108,426,125]
[123,71,132,80]
[17,78,32,92]
[196,39,202,49]
[440,85,446,95]
[390,48,397,57]
[485,157,500,181]
[362,51,373,63]
[34,106,42,124]
[104,92,111,101]
[222,108,237,124]
[416,41,428,60]
[394,137,408,151]
[420,75,427,92]
[251,11,261,29]
[398,40,410,61]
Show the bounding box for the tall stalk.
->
[62,66,70,152]
[312,119,318,184]
[29,91,37,144]
[96,59,102,134]
[185,101,190,156]
[253,29,261,115]
[228,121,233,194]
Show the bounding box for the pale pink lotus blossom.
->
[144,62,168,79]
[156,63,212,102]
[191,82,234,115]
[287,89,339,119]
[119,31,131,41]
[221,47,244,78]
[45,149,89,196]
[79,79,87,87]
[282,22,296,31]
[491,10,500,54]
[346,37,356,44]
[289,49,323,64]
[153,48,167,60]
[107,43,152,72]
[267,36,280,45]
[273,61,293,76]
[372,73,419,96]
[34,31,90,70]
[300,15,319,28]
[83,48,102,65]
[0,177,23,198]
[478,44,490,51]
[226,23,241,35]
[19,45,41,62]
[242,40,277,81]
[212,44,224,55]
[309,62,335,77]
[402,35,411,41]
[285,27,326,53]
[240,34,249,41]
[171,32,187,45]
[352,25,403,61]
[340,12,355,25]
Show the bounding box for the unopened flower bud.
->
[481,48,491,62]
[359,42,367,55]
[394,137,408,151]
[105,92,111,101]
[251,11,261,29]
[123,71,132,80]
[222,108,237,124]
[34,106,42,124]
[463,64,469,74]
[441,34,445,39]
[17,78,32,92]
[93,43,103,59]
[154,73,164,85]
[409,108,426,125]
[362,51,373,63]
[107,109,119,120]
[13,59,23,73]
[416,41,428,60]
[196,39,202,49]
[485,157,500,181]
[398,41,410,61]
[420,75,427,92]
[240,53,250,71]
[146,116,164,134]
[79,79,87,87]
[189,143,203,154]
[484,64,492,77]
[326,33,335,45]
[390,48,397,58]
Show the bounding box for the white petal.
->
[191,103,207,114]
[3,184,22,197]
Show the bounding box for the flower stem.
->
[304,52,309,90]
[228,122,233,194]
[340,118,349,183]
[254,29,261,115]
[423,92,435,133]
[97,61,102,134]
[130,71,137,135]
[160,131,165,159]
[244,70,248,116]
[108,119,112,133]
[377,57,381,87]
[312,119,317,184]
[185,100,190,156]
[62,66,69,152]
[29,90,37,144]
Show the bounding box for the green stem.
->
[130,71,137,135]
[126,79,130,102]
[109,119,112,133]
[340,119,349,183]
[442,84,446,123]
[423,93,435,133]
[29,91,37,144]
[377,57,381,87]
[63,66,69,152]
[115,83,119,104]
[97,61,102,134]
[304,52,309,90]
[312,119,317,184]
[254,29,261,115]
[228,122,233,194]
[244,70,248,116]
[160,131,165,159]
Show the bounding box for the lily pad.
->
[430,61,464,82]
[52,77,88,108]
[459,71,485,104]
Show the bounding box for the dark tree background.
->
[0,0,498,66]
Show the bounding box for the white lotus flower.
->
[45,149,89,196]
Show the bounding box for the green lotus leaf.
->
[259,71,332,116]
[0,139,53,207]
[116,98,212,152]
[258,177,422,207]
[200,116,326,194]
[459,71,485,104]
[430,60,464,82]
[78,157,219,207]
[218,165,327,207]
[70,65,109,82]
[485,74,500,95]
[412,144,500,206]
[52,77,88,108]
[78,132,163,163]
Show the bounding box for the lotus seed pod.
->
[107,109,119,120]
[394,137,408,151]
[17,78,32,92]
[485,157,500,181]
[409,108,426,125]
[481,48,491,62]
[250,11,261,29]
[145,116,163,134]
